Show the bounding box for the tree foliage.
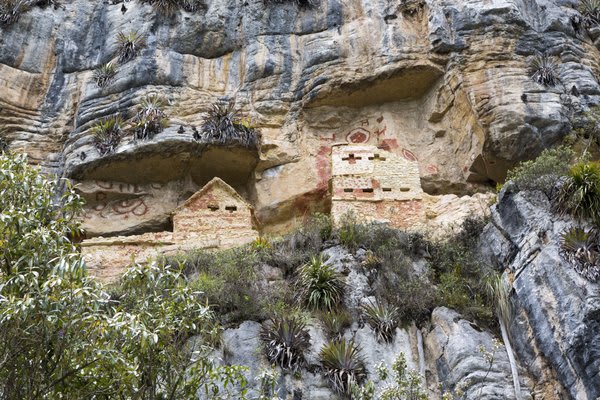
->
[0,152,247,399]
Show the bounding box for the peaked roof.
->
[173,177,252,214]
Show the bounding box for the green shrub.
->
[134,95,169,140]
[163,248,292,324]
[320,339,367,397]
[528,54,561,87]
[560,227,600,281]
[505,146,574,195]
[91,115,124,155]
[94,62,117,87]
[116,30,145,63]
[375,353,428,400]
[297,255,345,311]
[360,301,399,343]
[260,315,310,372]
[555,161,600,224]
[199,102,261,149]
[319,309,352,340]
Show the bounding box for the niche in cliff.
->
[304,63,444,108]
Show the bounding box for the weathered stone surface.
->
[3,0,599,233]
[482,188,600,399]
[424,307,533,400]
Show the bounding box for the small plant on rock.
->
[297,255,345,311]
[94,62,117,88]
[263,0,318,8]
[116,30,145,63]
[91,115,124,155]
[375,353,428,400]
[181,0,204,11]
[361,300,399,343]
[0,0,30,25]
[134,95,169,140]
[319,309,352,340]
[578,0,600,30]
[560,227,600,281]
[555,161,600,224]
[199,101,261,149]
[320,339,367,397]
[260,315,310,372]
[529,54,561,87]
[0,136,7,152]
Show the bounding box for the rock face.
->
[2,0,599,235]
[482,188,600,400]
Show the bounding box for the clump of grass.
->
[578,0,600,30]
[90,116,124,155]
[141,0,205,13]
[529,54,561,87]
[555,161,600,224]
[133,95,169,140]
[260,315,310,372]
[297,255,345,311]
[199,101,261,149]
[94,62,117,88]
[560,227,600,281]
[505,146,575,196]
[361,301,399,343]
[320,339,367,397]
[319,309,352,340]
[162,248,293,325]
[116,30,145,64]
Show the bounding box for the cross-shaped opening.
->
[342,153,362,164]
[208,204,219,211]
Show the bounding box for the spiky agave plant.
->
[579,0,600,29]
[94,62,117,88]
[320,339,367,397]
[181,0,205,12]
[319,309,352,340]
[199,101,261,149]
[141,0,179,14]
[555,162,600,224]
[529,54,561,87]
[116,30,145,64]
[134,95,169,140]
[264,0,318,8]
[260,315,311,372]
[0,0,32,24]
[560,227,600,282]
[297,255,345,311]
[91,116,124,155]
[360,301,399,343]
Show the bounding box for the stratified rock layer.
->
[482,188,600,400]
[2,0,600,232]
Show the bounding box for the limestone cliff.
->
[2,0,599,236]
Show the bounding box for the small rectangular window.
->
[400,187,410,192]
[225,206,237,212]
[382,188,392,192]
[362,188,374,193]
[344,188,353,193]
[208,205,219,211]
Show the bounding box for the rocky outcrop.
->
[482,188,600,400]
[2,0,600,233]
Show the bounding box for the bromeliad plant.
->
[319,309,352,340]
[560,227,600,282]
[134,95,169,140]
[94,62,117,88]
[116,30,145,63]
[141,0,205,14]
[91,115,124,155]
[297,255,345,311]
[555,161,600,224]
[578,0,600,30]
[260,315,311,372]
[199,101,261,149]
[320,339,367,397]
[360,300,399,343]
[529,54,561,87]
